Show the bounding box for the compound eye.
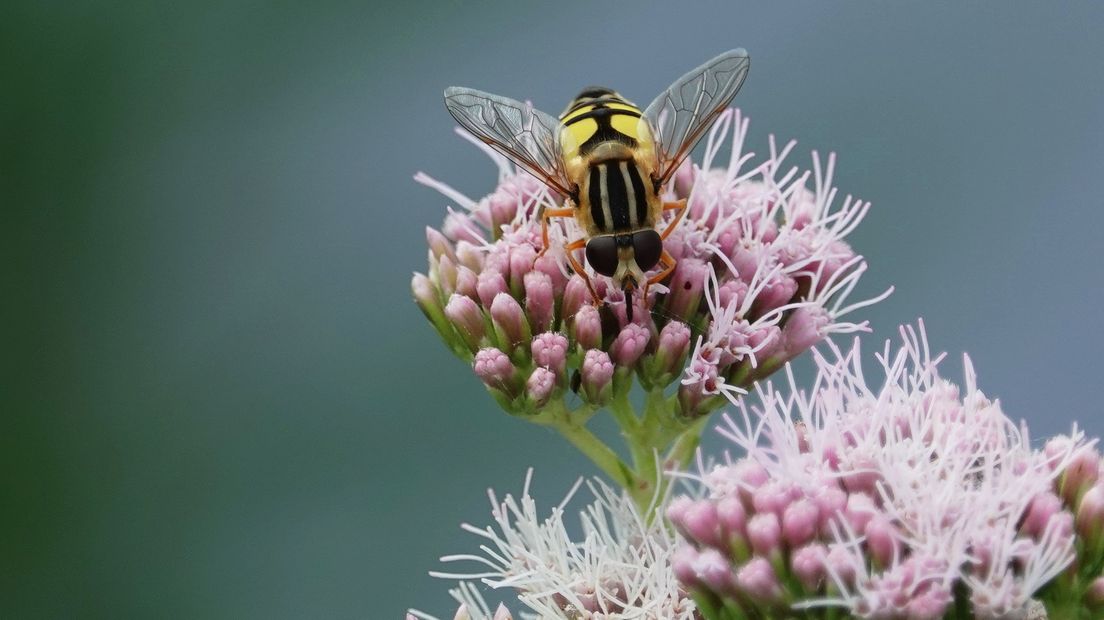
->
[632,230,662,272]
[585,236,619,277]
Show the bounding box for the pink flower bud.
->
[436,255,459,295]
[443,212,481,244]
[453,240,484,271]
[572,304,602,350]
[445,294,485,350]
[526,367,556,406]
[1022,492,1063,539]
[666,496,694,528]
[530,332,568,376]
[782,499,820,548]
[844,493,877,534]
[694,548,739,596]
[736,557,782,602]
[716,278,748,309]
[1076,483,1104,540]
[473,348,516,393]
[681,499,723,549]
[864,514,899,567]
[508,243,537,291]
[655,321,691,376]
[752,481,798,518]
[791,543,828,591]
[492,603,513,620]
[524,271,555,332]
[455,266,479,300]
[1086,576,1104,609]
[717,495,747,539]
[533,253,568,297]
[905,586,951,620]
[824,544,858,586]
[610,322,651,367]
[452,607,472,620]
[752,272,797,314]
[811,484,848,531]
[747,512,781,556]
[778,306,829,361]
[665,258,709,321]
[671,545,700,587]
[562,275,590,320]
[1061,446,1102,504]
[476,270,508,308]
[426,226,455,261]
[1045,435,1075,471]
[581,349,614,403]
[411,272,440,313]
[490,293,530,350]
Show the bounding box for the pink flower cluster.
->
[413,110,886,418]
[670,323,1096,619]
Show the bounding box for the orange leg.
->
[643,250,678,300]
[563,238,601,304]
[659,199,688,240]
[538,207,576,257]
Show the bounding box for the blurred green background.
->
[4,1,1103,618]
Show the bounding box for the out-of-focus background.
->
[4,2,1103,618]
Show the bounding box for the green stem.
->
[538,400,637,492]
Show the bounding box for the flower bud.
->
[445,294,485,350]
[1022,492,1063,539]
[562,275,591,321]
[654,321,691,377]
[778,306,829,361]
[844,493,877,534]
[1061,446,1102,505]
[824,544,858,586]
[492,603,513,620]
[610,323,650,367]
[436,255,459,295]
[473,348,516,395]
[533,253,568,297]
[476,270,509,308]
[572,304,602,351]
[524,271,555,333]
[753,272,797,314]
[695,548,739,597]
[717,495,747,540]
[490,293,531,350]
[782,498,819,549]
[811,484,848,531]
[752,481,797,518]
[736,557,782,602]
[747,512,781,556]
[791,543,828,591]
[671,545,700,587]
[508,243,537,292]
[580,349,614,403]
[453,240,484,271]
[864,514,899,567]
[665,258,709,321]
[412,272,441,315]
[526,367,556,407]
[426,226,455,261]
[1086,576,1104,609]
[681,499,723,549]
[1076,484,1104,542]
[530,332,568,376]
[666,496,694,528]
[455,266,479,300]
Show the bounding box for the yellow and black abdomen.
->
[560,87,655,235]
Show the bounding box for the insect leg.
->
[563,238,602,304]
[538,207,577,257]
[659,199,688,240]
[643,250,678,300]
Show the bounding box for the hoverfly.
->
[444,49,750,321]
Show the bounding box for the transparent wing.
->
[443,87,574,197]
[644,49,750,186]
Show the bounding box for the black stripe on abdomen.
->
[604,162,631,230]
[588,165,606,230]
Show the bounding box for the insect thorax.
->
[559,88,659,235]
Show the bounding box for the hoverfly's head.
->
[585,230,663,321]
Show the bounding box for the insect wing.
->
[643,49,750,186]
[443,87,574,197]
